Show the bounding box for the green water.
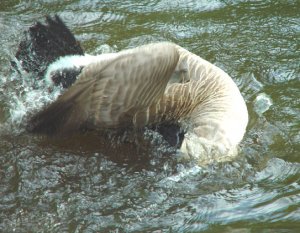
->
[0,0,299,232]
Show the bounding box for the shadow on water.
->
[0,0,300,232]
[31,130,180,169]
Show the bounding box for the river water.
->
[0,0,299,232]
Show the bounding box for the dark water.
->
[0,0,299,232]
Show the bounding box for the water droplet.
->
[253,93,273,116]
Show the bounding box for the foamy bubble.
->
[253,93,273,116]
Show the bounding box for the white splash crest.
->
[8,74,63,126]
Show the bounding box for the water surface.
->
[0,0,299,232]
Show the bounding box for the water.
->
[0,0,299,232]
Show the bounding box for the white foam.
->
[159,165,203,183]
[253,93,273,116]
[8,78,63,126]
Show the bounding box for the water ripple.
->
[1,0,300,232]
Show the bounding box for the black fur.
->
[51,67,83,88]
[26,97,75,135]
[12,15,84,80]
[154,123,185,148]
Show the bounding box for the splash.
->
[2,44,117,131]
[2,66,63,129]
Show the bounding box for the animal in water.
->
[13,15,248,164]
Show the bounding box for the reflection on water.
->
[0,0,299,232]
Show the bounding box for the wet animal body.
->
[14,15,248,163]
